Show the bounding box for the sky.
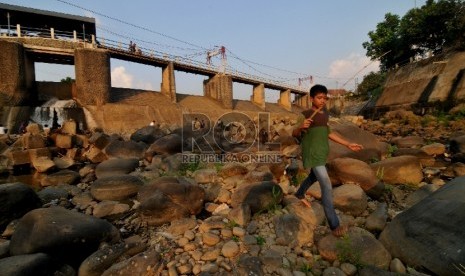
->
[1,0,425,101]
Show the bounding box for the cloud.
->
[111,66,155,90]
[328,53,380,89]
[136,80,155,91]
[111,66,133,88]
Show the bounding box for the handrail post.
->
[51,28,55,39]
[16,24,21,37]
[73,30,77,42]
[91,34,96,47]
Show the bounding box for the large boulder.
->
[370,155,423,185]
[40,170,81,187]
[333,184,368,216]
[90,175,144,201]
[9,207,120,265]
[448,134,465,154]
[391,136,424,148]
[95,158,139,179]
[130,126,165,144]
[318,227,391,269]
[145,133,183,157]
[101,250,163,276]
[137,177,205,226]
[274,213,313,247]
[0,182,41,232]
[218,162,249,178]
[392,148,435,167]
[379,177,465,276]
[0,253,57,276]
[328,157,379,192]
[78,242,130,276]
[230,181,283,214]
[104,139,147,159]
[328,122,388,162]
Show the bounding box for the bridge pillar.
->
[161,62,177,103]
[251,83,265,109]
[75,48,111,105]
[0,40,35,106]
[296,94,310,109]
[278,89,292,111]
[203,74,233,109]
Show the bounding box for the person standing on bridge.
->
[292,84,363,237]
[129,41,135,53]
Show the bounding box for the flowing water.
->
[29,98,87,130]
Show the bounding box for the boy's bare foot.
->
[300,198,311,208]
[332,225,348,237]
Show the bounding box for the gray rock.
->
[333,184,368,216]
[0,240,10,258]
[37,186,70,204]
[404,184,440,207]
[90,175,143,201]
[317,227,391,269]
[389,258,406,274]
[145,133,182,157]
[101,250,163,276]
[0,182,41,231]
[328,157,378,192]
[138,176,205,226]
[95,158,139,179]
[0,253,56,276]
[274,213,313,247]
[379,176,465,276]
[78,242,129,276]
[40,169,80,186]
[218,162,249,178]
[327,123,388,163]
[230,181,283,214]
[358,265,407,276]
[449,134,465,153]
[236,255,263,276]
[130,126,165,144]
[10,207,120,266]
[370,155,423,185]
[322,267,345,276]
[104,139,147,159]
[365,202,388,232]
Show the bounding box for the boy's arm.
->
[328,132,363,151]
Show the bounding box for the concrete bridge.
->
[0,29,310,112]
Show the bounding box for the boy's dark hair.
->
[309,84,328,97]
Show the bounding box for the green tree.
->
[363,13,408,71]
[401,0,465,56]
[60,77,74,83]
[357,71,386,99]
[363,0,465,71]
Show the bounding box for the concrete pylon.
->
[75,48,110,106]
[297,94,310,109]
[252,83,265,110]
[278,89,292,111]
[161,62,176,103]
[0,40,35,106]
[203,74,233,109]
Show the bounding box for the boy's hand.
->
[300,118,313,129]
[347,143,363,151]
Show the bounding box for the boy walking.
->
[292,84,363,237]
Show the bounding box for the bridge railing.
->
[0,24,95,43]
[0,24,305,93]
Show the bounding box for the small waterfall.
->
[29,98,86,130]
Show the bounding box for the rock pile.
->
[0,111,464,275]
